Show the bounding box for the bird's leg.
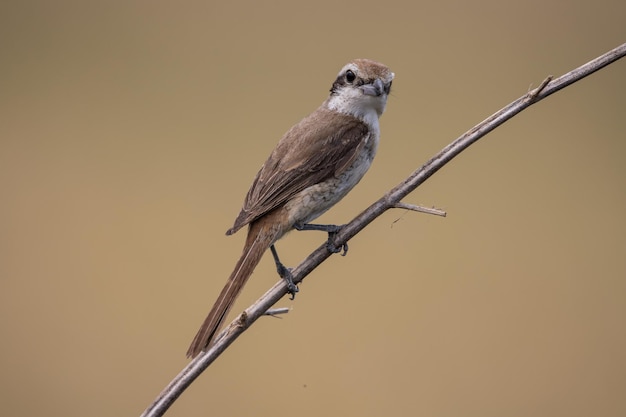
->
[270,244,299,300]
[294,222,348,256]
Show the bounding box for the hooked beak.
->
[360,78,385,97]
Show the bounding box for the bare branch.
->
[140,42,626,417]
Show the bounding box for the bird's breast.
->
[284,131,379,227]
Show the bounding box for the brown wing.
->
[226,107,370,235]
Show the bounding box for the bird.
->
[186,59,394,358]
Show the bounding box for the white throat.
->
[325,92,386,130]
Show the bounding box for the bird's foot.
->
[326,228,348,256]
[276,262,299,300]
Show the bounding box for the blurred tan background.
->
[1,1,625,416]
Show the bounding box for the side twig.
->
[140,42,626,417]
[393,202,447,217]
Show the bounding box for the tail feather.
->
[186,220,280,358]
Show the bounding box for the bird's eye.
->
[345,70,356,83]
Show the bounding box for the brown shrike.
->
[187,59,394,358]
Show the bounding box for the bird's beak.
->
[360,78,385,97]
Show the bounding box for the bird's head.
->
[326,59,394,122]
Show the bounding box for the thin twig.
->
[140,42,626,417]
[264,307,290,317]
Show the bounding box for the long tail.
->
[186,216,283,358]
